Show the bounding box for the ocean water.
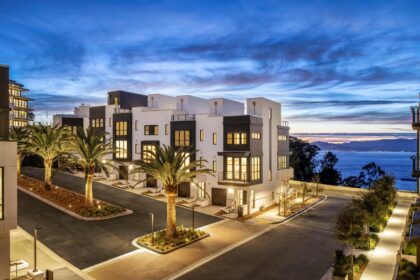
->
[318,151,416,192]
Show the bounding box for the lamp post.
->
[149,213,155,245]
[33,227,40,272]
[192,202,195,230]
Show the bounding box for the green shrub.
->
[398,259,420,280]
[402,241,417,256]
[333,250,351,277]
[78,205,124,217]
[355,254,369,268]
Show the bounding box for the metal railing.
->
[280,120,289,127]
[171,114,196,121]
[113,108,131,114]
[218,172,251,184]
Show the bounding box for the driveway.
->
[179,196,349,280]
[19,167,220,269]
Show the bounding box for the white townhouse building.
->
[54,91,293,215]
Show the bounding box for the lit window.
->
[144,125,158,135]
[165,124,169,135]
[269,108,272,120]
[135,144,139,154]
[226,132,247,145]
[115,140,128,159]
[251,132,261,139]
[213,160,217,172]
[174,130,190,146]
[251,157,261,180]
[142,144,156,162]
[225,157,247,181]
[197,182,205,199]
[213,133,217,145]
[200,129,204,141]
[115,121,128,136]
[278,156,288,170]
[268,169,272,181]
[278,135,287,141]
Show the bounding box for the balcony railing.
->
[411,106,420,128]
[171,114,195,121]
[218,172,251,185]
[113,108,131,114]
[412,155,420,177]
[280,120,289,127]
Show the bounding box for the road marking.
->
[163,196,328,280]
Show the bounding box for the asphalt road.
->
[19,167,220,269]
[179,196,349,280]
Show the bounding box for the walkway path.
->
[361,203,410,280]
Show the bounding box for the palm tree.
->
[27,124,70,190]
[9,126,30,177]
[132,145,211,238]
[67,128,114,206]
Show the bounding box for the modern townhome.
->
[0,65,18,279]
[54,91,293,215]
[8,78,33,127]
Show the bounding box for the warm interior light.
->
[228,188,234,194]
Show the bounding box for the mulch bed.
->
[18,175,126,218]
[137,225,209,254]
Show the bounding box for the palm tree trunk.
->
[85,172,94,207]
[44,159,52,190]
[166,192,177,238]
[17,155,21,177]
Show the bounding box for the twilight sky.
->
[1,0,420,134]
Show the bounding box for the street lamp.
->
[149,213,155,245]
[33,227,40,272]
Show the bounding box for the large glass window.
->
[115,121,128,136]
[0,167,3,219]
[200,129,204,141]
[226,157,248,181]
[197,182,205,199]
[226,132,247,145]
[174,130,190,146]
[91,118,104,128]
[278,156,288,170]
[115,140,128,159]
[251,132,261,139]
[278,135,287,141]
[142,144,157,162]
[251,157,261,180]
[144,125,158,135]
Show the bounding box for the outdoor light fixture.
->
[228,188,234,194]
[129,164,133,170]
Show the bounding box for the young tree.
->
[296,182,309,206]
[67,128,114,206]
[289,137,320,181]
[353,192,387,233]
[132,145,212,238]
[311,173,322,197]
[369,175,397,208]
[27,124,70,190]
[336,204,367,279]
[9,126,30,177]
[279,181,293,216]
[319,151,342,185]
[359,162,385,188]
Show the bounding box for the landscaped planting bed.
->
[18,175,130,219]
[136,225,209,254]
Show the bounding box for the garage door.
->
[178,182,190,198]
[212,188,227,206]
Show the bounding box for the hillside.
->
[313,138,416,152]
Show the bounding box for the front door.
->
[178,182,190,197]
[119,165,128,180]
[212,188,227,206]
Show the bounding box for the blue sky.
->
[1,0,420,133]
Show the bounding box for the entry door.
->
[119,166,128,180]
[212,188,227,206]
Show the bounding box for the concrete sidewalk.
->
[85,219,267,280]
[361,203,410,280]
[10,227,89,280]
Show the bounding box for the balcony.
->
[217,172,261,186]
[411,106,420,129]
[280,120,289,127]
[412,156,420,177]
[171,114,195,121]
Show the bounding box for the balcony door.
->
[226,157,248,181]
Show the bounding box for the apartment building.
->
[54,91,293,214]
[411,96,420,194]
[0,65,18,279]
[9,79,33,127]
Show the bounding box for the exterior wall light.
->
[228,188,234,194]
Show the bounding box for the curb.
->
[18,186,133,221]
[270,195,327,225]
